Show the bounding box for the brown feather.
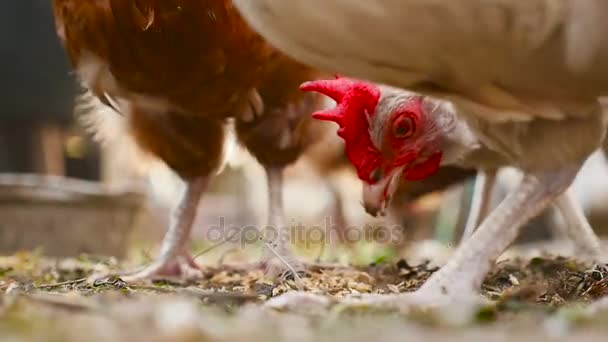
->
[53,0,327,179]
[235,55,328,167]
[54,0,275,119]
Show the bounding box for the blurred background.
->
[2,0,608,267]
[1,0,93,178]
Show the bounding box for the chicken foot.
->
[259,167,303,279]
[122,177,208,283]
[265,166,582,310]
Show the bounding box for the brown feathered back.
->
[53,0,275,118]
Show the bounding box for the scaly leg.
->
[460,169,497,244]
[122,178,208,282]
[327,181,350,246]
[260,167,303,278]
[314,180,354,262]
[266,166,581,309]
[553,189,602,261]
[414,167,578,302]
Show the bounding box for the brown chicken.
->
[53,0,324,281]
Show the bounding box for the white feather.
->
[235,0,608,123]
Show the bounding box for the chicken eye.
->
[370,168,382,183]
[392,116,415,138]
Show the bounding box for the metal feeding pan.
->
[0,174,145,258]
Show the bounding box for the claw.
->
[120,254,204,284]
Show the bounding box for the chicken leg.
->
[122,178,208,282]
[266,166,581,309]
[460,171,601,262]
[460,169,497,244]
[326,181,350,247]
[260,167,303,278]
[553,189,602,261]
[414,167,579,302]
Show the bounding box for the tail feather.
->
[75,90,154,184]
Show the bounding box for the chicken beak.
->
[362,166,406,217]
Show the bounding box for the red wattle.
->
[404,151,442,181]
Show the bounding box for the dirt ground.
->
[1,252,608,341]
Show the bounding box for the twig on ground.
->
[130,284,260,304]
[193,230,241,260]
[36,278,87,289]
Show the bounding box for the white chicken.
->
[235,0,608,307]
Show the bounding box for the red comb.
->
[301,76,382,182]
